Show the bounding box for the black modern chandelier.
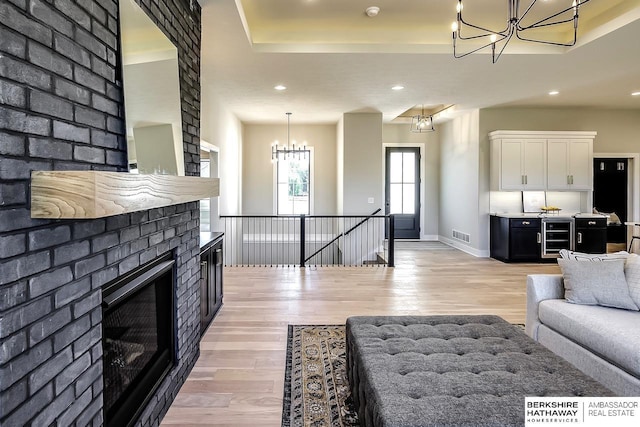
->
[452,0,593,63]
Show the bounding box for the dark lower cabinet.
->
[575,218,607,254]
[490,216,541,262]
[200,236,223,337]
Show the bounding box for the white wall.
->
[382,123,440,239]
[341,113,383,215]
[241,123,337,214]
[438,110,486,256]
[479,108,640,154]
[336,116,344,215]
[200,83,243,227]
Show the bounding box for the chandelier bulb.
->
[456,2,463,13]
[451,22,458,32]
[490,34,498,43]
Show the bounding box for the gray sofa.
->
[526,274,640,396]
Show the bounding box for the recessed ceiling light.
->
[391,85,404,91]
[548,90,559,96]
[632,91,640,96]
[274,85,287,91]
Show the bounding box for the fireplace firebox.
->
[102,253,176,427]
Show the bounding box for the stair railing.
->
[219,212,395,267]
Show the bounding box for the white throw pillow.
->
[625,254,640,308]
[558,259,639,311]
[559,249,629,262]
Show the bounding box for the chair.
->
[626,222,640,252]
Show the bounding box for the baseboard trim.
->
[438,236,490,258]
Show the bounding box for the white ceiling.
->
[199,0,640,124]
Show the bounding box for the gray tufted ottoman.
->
[346,315,613,427]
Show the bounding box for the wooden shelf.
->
[31,171,219,219]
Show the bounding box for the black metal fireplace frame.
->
[102,252,177,427]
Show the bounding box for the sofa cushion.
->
[625,254,640,307]
[558,259,638,311]
[559,249,629,261]
[539,299,640,377]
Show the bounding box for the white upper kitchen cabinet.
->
[494,139,546,190]
[547,139,594,190]
[490,131,596,192]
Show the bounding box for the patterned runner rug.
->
[281,323,526,427]
[281,325,358,427]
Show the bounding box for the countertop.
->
[491,213,607,219]
[200,231,224,250]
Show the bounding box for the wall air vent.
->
[452,229,470,243]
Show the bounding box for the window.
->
[199,144,219,232]
[388,151,416,214]
[200,157,211,231]
[276,151,310,215]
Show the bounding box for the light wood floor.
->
[161,242,560,426]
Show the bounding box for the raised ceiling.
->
[200,0,640,123]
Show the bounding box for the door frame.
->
[382,143,427,240]
[594,153,640,222]
[201,140,220,230]
[594,153,640,245]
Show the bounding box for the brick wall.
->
[0,0,202,425]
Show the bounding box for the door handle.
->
[537,232,541,244]
[577,232,582,244]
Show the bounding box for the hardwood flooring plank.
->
[161,242,559,426]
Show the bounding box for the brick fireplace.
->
[0,0,202,425]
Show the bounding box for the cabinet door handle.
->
[567,175,571,184]
[537,232,541,244]
[521,175,525,185]
[571,175,574,184]
[524,175,528,185]
[577,232,582,244]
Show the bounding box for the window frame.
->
[273,147,314,216]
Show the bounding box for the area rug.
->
[281,323,526,427]
[281,325,359,427]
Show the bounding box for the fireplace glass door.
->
[102,255,175,427]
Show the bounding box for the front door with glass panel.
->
[385,147,420,239]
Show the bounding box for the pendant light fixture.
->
[452,0,592,63]
[410,106,434,133]
[271,112,307,162]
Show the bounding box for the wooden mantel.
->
[31,171,220,219]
